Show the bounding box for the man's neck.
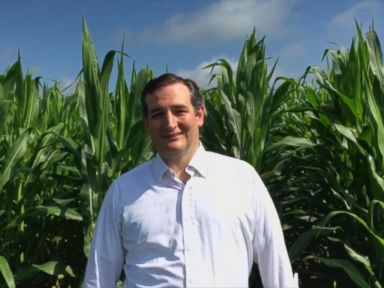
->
[165,157,191,184]
[175,169,191,184]
[161,144,200,183]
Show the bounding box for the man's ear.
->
[196,105,205,127]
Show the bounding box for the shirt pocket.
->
[122,197,175,250]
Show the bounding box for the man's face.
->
[144,82,205,165]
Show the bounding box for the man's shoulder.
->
[114,159,155,186]
[204,150,256,174]
[103,159,156,205]
[205,150,253,167]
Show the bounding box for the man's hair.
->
[141,73,203,116]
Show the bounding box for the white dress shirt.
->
[84,145,297,288]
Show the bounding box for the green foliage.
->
[0,256,15,288]
[0,19,154,287]
[203,30,279,170]
[266,23,384,287]
[0,63,82,286]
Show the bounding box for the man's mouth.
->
[163,132,182,140]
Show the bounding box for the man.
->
[84,73,297,287]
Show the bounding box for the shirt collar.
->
[187,144,208,178]
[152,143,209,183]
[153,153,170,184]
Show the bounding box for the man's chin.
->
[158,144,185,156]
[162,146,183,155]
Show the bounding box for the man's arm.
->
[251,172,298,288]
[83,183,125,287]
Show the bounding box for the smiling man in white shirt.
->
[83,73,298,288]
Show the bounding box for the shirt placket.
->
[181,179,199,287]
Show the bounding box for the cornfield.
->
[0,19,383,287]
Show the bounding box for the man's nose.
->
[164,112,177,129]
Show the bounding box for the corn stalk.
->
[272,23,384,287]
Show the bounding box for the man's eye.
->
[151,112,163,119]
[175,110,187,115]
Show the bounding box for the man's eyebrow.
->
[149,107,163,116]
[172,104,188,110]
[149,105,189,114]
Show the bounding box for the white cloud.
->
[329,0,382,35]
[137,0,295,45]
[177,57,238,89]
[273,40,311,78]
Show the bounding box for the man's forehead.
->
[147,86,192,103]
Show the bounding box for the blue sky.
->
[1,0,383,90]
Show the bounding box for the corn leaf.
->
[317,257,371,288]
[0,256,15,288]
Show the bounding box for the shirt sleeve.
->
[83,182,125,288]
[251,171,298,288]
